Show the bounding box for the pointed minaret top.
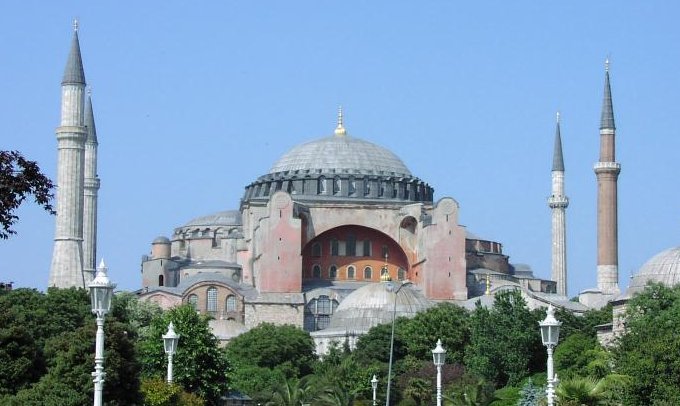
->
[600,58,615,130]
[85,90,98,143]
[62,21,86,85]
[334,106,347,136]
[552,111,565,171]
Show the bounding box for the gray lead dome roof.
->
[627,246,680,296]
[269,135,412,177]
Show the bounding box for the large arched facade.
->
[140,119,468,342]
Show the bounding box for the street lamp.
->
[89,259,115,406]
[163,322,180,383]
[539,304,561,406]
[385,280,411,406]
[432,339,446,406]
[371,374,378,406]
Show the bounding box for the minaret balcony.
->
[548,195,569,208]
[593,161,621,174]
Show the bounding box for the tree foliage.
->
[613,283,680,405]
[137,304,229,405]
[464,291,544,387]
[0,150,54,239]
[400,302,470,364]
[226,322,316,378]
[0,288,141,404]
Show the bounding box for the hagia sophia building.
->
[47,24,679,351]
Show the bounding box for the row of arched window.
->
[186,287,238,314]
[310,264,406,280]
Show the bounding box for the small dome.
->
[327,282,430,332]
[269,134,412,177]
[628,246,680,295]
[152,236,170,244]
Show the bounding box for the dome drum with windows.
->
[242,110,433,205]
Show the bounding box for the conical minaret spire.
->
[50,21,88,288]
[82,90,100,283]
[548,112,569,296]
[594,58,621,295]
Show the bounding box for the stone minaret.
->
[82,92,100,284]
[594,59,621,295]
[548,112,568,296]
[49,22,88,288]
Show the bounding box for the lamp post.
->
[89,259,115,406]
[163,322,180,384]
[371,375,378,406]
[539,304,561,406]
[432,339,446,406]
[385,280,411,406]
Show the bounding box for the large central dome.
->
[269,133,412,177]
[241,115,434,205]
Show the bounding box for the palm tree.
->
[555,377,605,406]
[265,376,315,406]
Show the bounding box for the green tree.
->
[553,333,603,380]
[0,287,140,403]
[400,302,470,363]
[226,322,316,380]
[464,291,544,387]
[613,283,680,405]
[264,375,317,406]
[140,377,205,406]
[0,150,54,239]
[138,305,229,405]
[402,377,431,405]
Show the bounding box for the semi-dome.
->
[269,134,412,177]
[628,246,680,295]
[183,210,242,227]
[327,281,431,332]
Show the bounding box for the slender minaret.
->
[49,21,88,288]
[548,112,569,296]
[594,59,621,295]
[82,90,100,284]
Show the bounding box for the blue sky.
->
[2,1,679,297]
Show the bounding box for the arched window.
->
[207,287,218,314]
[304,295,339,331]
[347,265,356,279]
[318,176,326,194]
[311,242,322,257]
[331,239,339,256]
[158,274,164,286]
[313,265,321,278]
[333,177,341,195]
[379,181,386,197]
[364,179,371,196]
[188,294,198,310]
[364,266,372,280]
[329,265,337,279]
[348,176,356,195]
[226,295,237,313]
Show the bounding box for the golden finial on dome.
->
[334,106,346,137]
